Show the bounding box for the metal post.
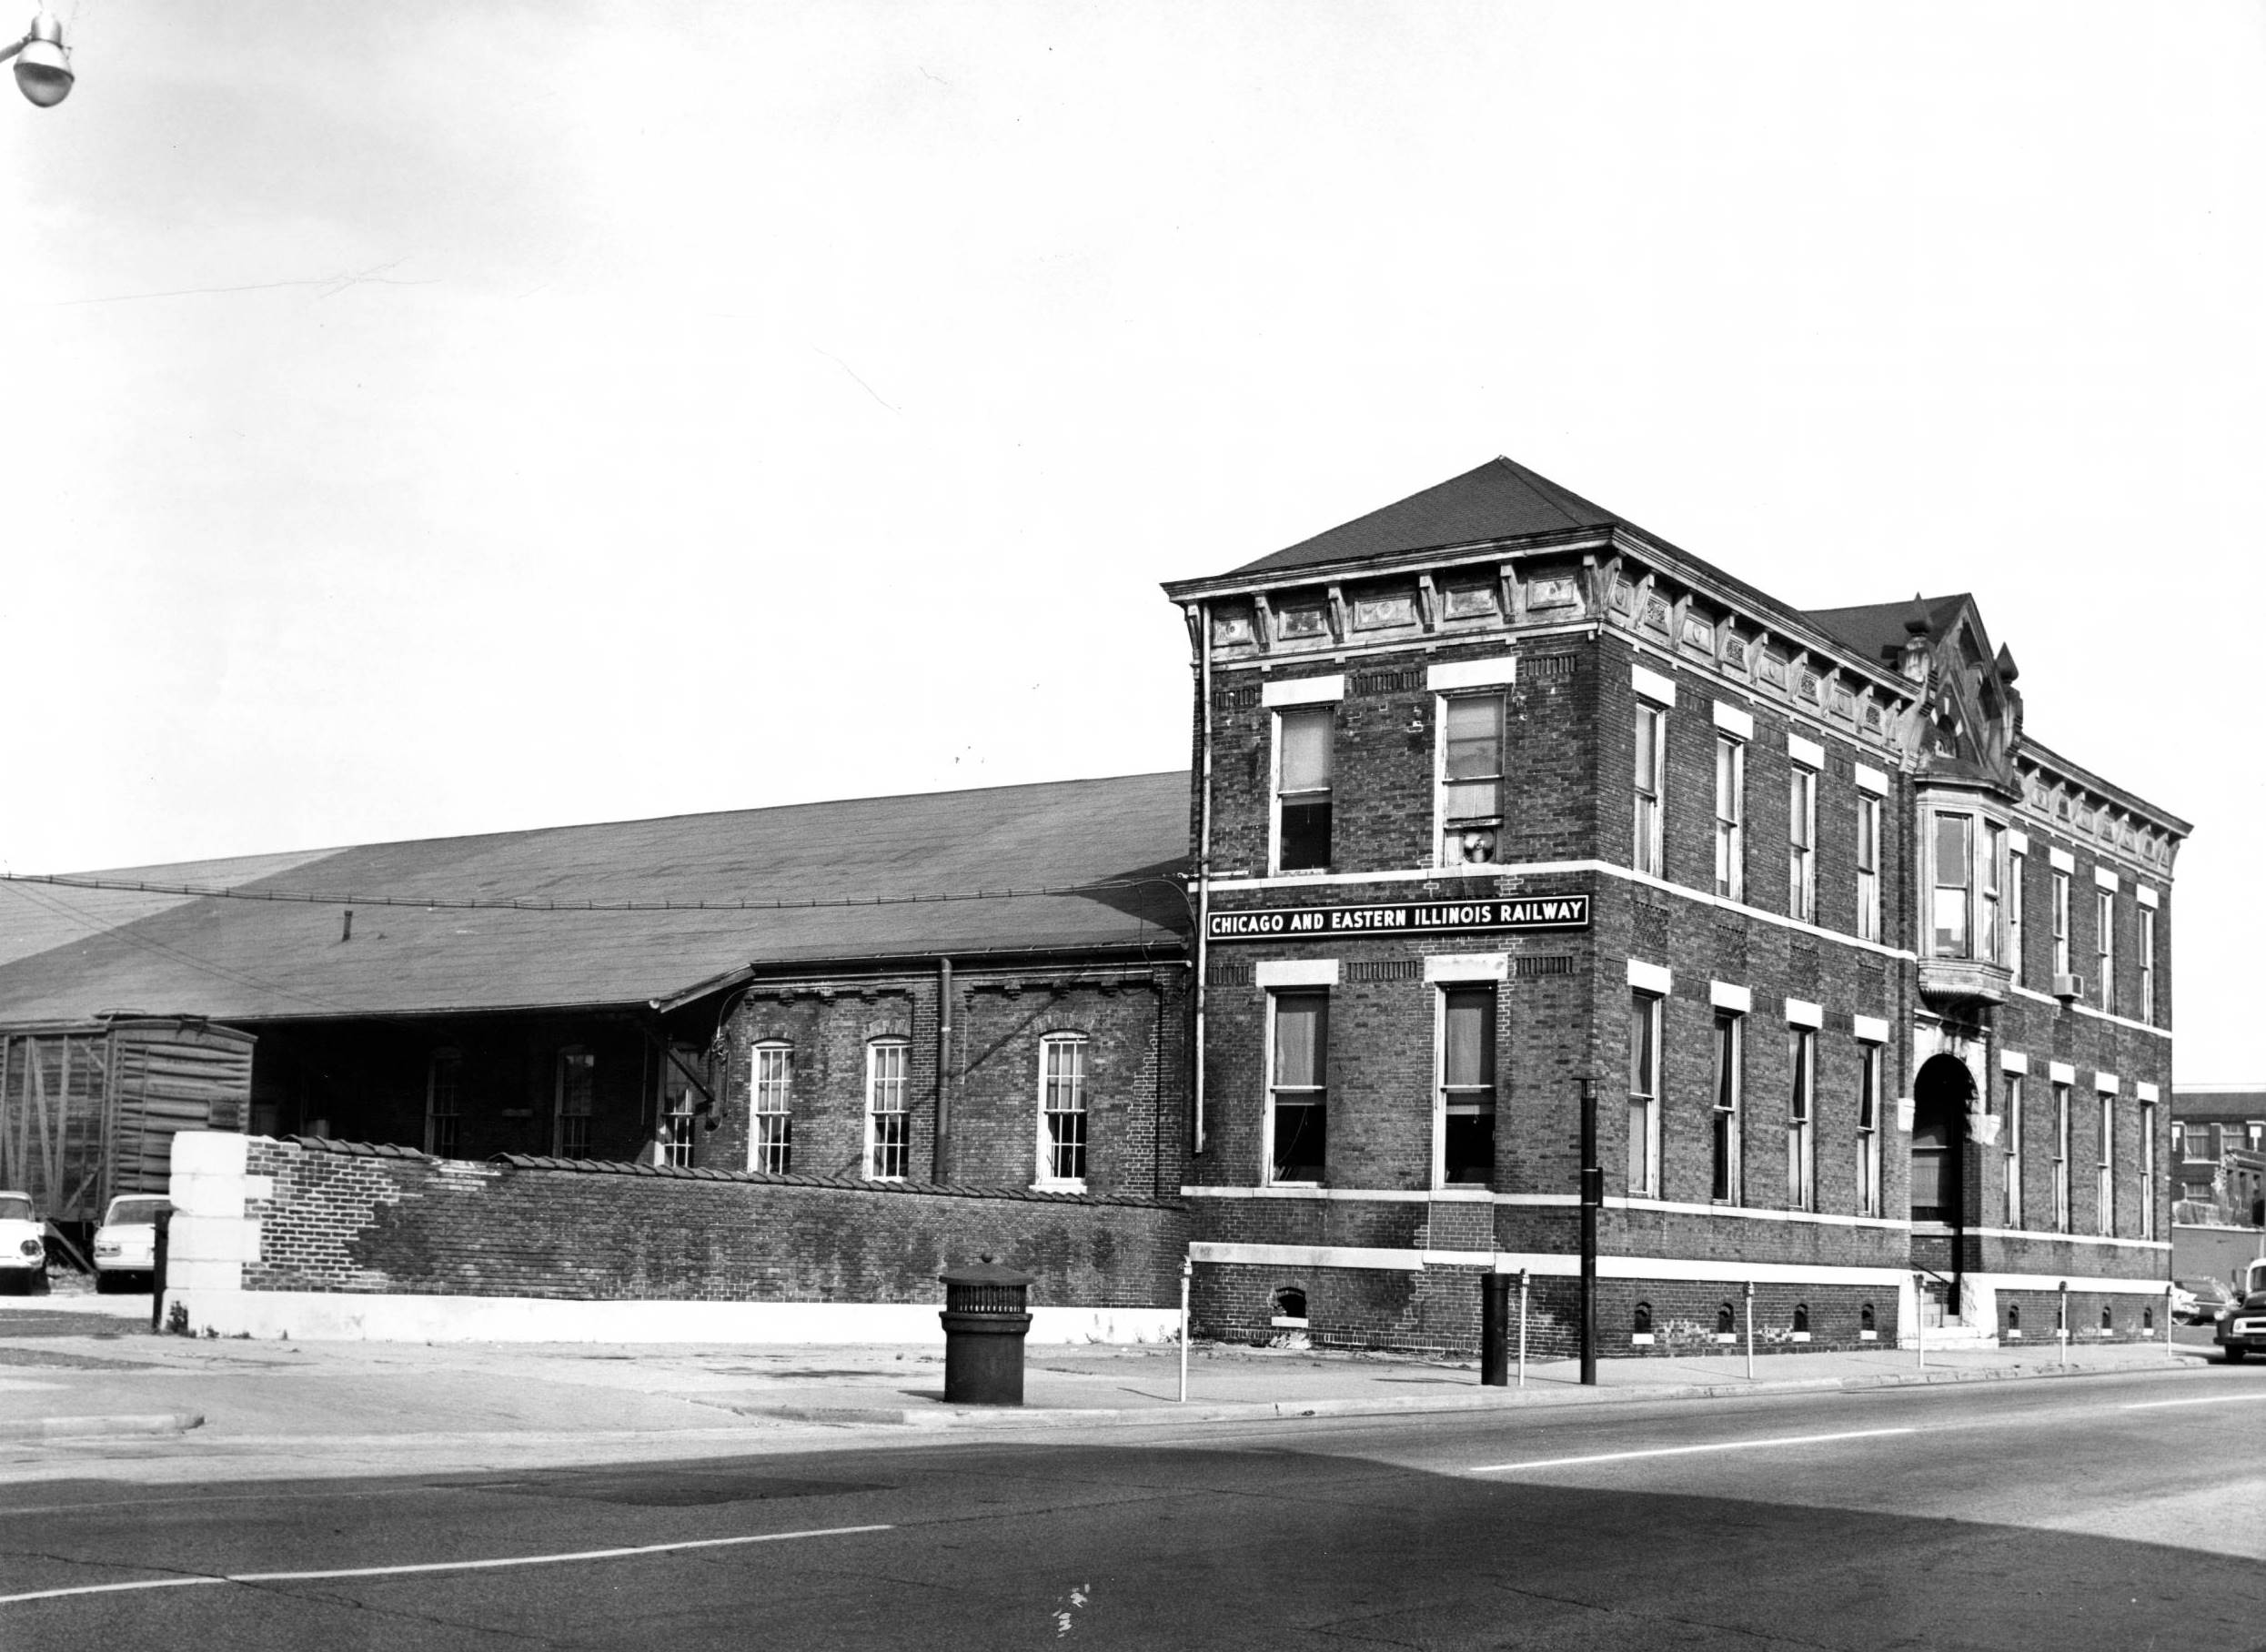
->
[2058,1279,2069,1367]
[1517,1268,1530,1388]
[1915,1273,1926,1370]
[1578,1075,1598,1386]
[1178,1255,1192,1404]
[1743,1280,1755,1380]
[1481,1272,1510,1387]
[2165,1281,2177,1363]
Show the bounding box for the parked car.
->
[2172,1276,2238,1326]
[2216,1291,2266,1362]
[91,1195,171,1292]
[0,1191,45,1294]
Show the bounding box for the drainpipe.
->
[1193,604,1213,1157]
[933,957,953,1183]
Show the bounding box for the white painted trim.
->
[2095,1071,2119,1093]
[1262,673,1345,707]
[2136,1081,2160,1103]
[1181,1186,1435,1203]
[1191,1243,1423,1272]
[2049,1061,2077,1084]
[1709,981,1752,1013]
[2001,1052,2030,1075]
[1427,656,1517,691]
[163,1293,1184,1345]
[1854,763,1888,797]
[1425,952,1509,983]
[1256,958,1340,988]
[2095,866,2120,891]
[1785,997,1823,1030]
[1963,1227,2170,1252]
[1712,701,1754,739]
[2007,828,2029,854]
[1631,662,1677,706]
[1852,1015,1889,1045]
[2137,885,2159,910]
[1971,1271,2172,1294]
[1787,732,1826,771]
[1610,1196,1910,1231]
[2008,983,2173,1041]
[1627,959,1672,995]
[2049,847,2076,873]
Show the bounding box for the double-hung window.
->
[2138,905,2157,1026]
[1932,814,1973,956]
[2007,849,2027,983]
[1787,765,1817,922]
[555,1048,594,1158]
[1786,1025,1816,1211]
[1856,794,1881,942]
[1711,1011,1743,1204]
[1714,736,1744,900]
[1268,992,1328,1184]
[1980,823,2004,963]
[1857,1042,1882,1217]
[426,1049,461,1159]
[2002,1073,2024,1227]
[1626,992,1662,1196]
[2051,1082,2071,1233]
[867,1040,911,1180]
[1038,1034,1088,1187]
[658,1052,699,1169]
[1275,706,1334,873]
[2096,1089,2115,1235]
[1632,703,1667,878]
[2095,889,2116,1014]
[1439,986,1496,1185]
[751,1043,793,1174]
[1441,694,1506,865]
[2139,1098,2157,1241]
[2051,871,2071,977]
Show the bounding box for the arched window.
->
[2100,1304,2113,1332]
[2007,1303,2021,1333]
[1792,1303,1810,1335]
[750,1043,793,1174]
[1633,1302,1654,1335]
[1037,1033,1089,1187]
[1860,1302,1877,1333]
[1274,1285,1308,1324]
[2141,1305,2154,1332]
[1717,1302,1736,1335]
[866,1040,911,1180]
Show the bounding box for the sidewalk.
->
[0,1284,2225,1475]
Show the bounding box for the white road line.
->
[1470,1427,1916,1474]
[0,1522,894,1607]
[2121,1394,2266,1411]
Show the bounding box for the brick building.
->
[1163,458,2189,1355]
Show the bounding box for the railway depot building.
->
[1164,458,2189,1355]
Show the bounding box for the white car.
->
[91,1194,170,1292]
[0,1191,45,1294]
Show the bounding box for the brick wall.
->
[241,1136,1188,1307]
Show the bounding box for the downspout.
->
[1193,604,1213,1156]
[932,956,953,1183]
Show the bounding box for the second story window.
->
[1275,706,1334,873]
[1038,1033,1088,1187]
[1932,813,1972,955]
[1711,1010,1743,1204]
[426,1049,461,1159]
[1626,991,1661,1196]
[750,1043,793,1174]
[1268,992,1328,1184]
[1857,1042,1882,1217]
[2052,1081,2071,1233]
[2051,870,2071,977]
[1788,764,1817,923]
[1439,985,1496,1185]
[1714,736,1744,900]
[1633,703,1666,878]
[2096,888,2116,1014]
[867,1040,911,1180]
[2138,905,2157,1025]
[2140,1098,2157,1241]
[1980,823,2005,962]
[1786,1025,1815,1212]
[555,1048,595,1158]
[2007,847,2027,983]
[2096,1089,2115,1235]
[1856,793,1881,942]
[2003,1073,2025,1227]
[1440,694,1505,866]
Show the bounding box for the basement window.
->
[1859,1302,1878,1341]
[1272,1285,1309,1328]
[1632,1303,1654,1345]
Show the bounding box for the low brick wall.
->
[240,1136,1187,1309]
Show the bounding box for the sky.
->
[0,3,2260,1077]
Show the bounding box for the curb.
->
[0,1413,204,1441]
[730,1356,2202,1431]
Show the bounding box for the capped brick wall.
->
[240,1136,1187,1308]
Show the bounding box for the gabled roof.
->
[1228,457,1619,577]
[0,773,1191,1027]
[1804,594,1976,669]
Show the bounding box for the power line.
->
[0,870,1192,916]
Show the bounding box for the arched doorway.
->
[1910,1055,1973,1229]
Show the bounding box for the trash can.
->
[939,1261,1035,1405]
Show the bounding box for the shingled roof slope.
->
[1230,457,1620,576]
[1803,594,1974,668]
[0,773,1190,1025]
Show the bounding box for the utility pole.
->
[1579,1074,1598,1385]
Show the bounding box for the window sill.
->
[1031,1181,1088,1195]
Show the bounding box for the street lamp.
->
[2,12,70,108]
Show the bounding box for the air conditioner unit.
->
[2052,972,2084,1002]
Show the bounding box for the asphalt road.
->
[2,1364,2262,1650]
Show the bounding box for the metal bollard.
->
[1178,1255,1192,1404]
[1743,1280,1755,1380]
[2166,1281,2177,1362]
[2058,1280,2070,1367]
[1481,1272,1511,1387]
[1516,1269,1530,1388]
